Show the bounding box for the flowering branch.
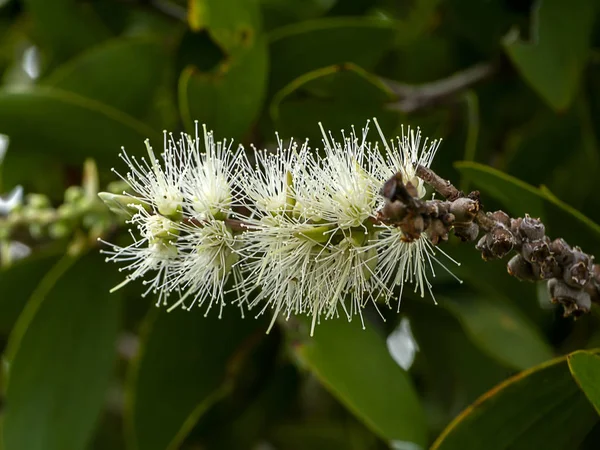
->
[8,118,589,335]
[380,166,600,317]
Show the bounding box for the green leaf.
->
[3,252,121,450]
[23,0,111,62]
[0,249,61,333]
[180,0,268,139]
[178,37,268,140]
[454,161,600,251]
[126,308,264,450]
[268,17,400,95]
[568,350,600,415]
[0,87,159,166]
[268,422,379,450]
[296,319,427,447]
[44,38,167,120]
[441,294,553,370]
[431,354,599,450]
[407,303,508,433]
[270,63,396,142]
[503,0,596,111]
[188,0,262,49]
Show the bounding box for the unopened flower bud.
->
[98,192,149,219]
[27,193,51,209]
[145,214,179,243]
[64,186,85,204]
[29,223,44,239]
[49,221,71,239]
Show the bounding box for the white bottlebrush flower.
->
[372,118,440,198]
[237,127,388,334]
[240,215,333,334]
[237,134,310,216]
[370,118,460,307]
[112,131,188,218]
[99,207,179,304]
[294,123,380,229]
[101,124,243,314]
[236,136,326,331]
[164,219,241,317]
[182,121,241,220]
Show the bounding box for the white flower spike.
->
[99,119,460,334]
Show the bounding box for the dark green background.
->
[0,0,600,449]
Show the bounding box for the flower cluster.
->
[100,120,458,334]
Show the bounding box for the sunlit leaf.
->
[296,319,427,447]
[503,0,596,111]
[568,350,600,415]
[441,293,553,370]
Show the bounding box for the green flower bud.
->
[49,221,71,239]
[64,186,85,204]
[146,214,179,243]
[29,223,45,239]
[97,192,149,219]
[294,224,333,244]
[27,193,51,209]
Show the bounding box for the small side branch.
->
[383,62,497,113]
[380,166,600,317]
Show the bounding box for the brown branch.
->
[382,62,497,113]
[380,166,600,318]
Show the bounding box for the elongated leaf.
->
[45,38,167,120]
[187,0,262,49]
[568,350,600,415]
[431,355,599,450]
[503,0,596,111]
[296,319,427,448]
[126,308,264,450]
[0,87,159,165]
[268,17,400,94]
[271,63,396,142]
[408,302,508,430]
[0,249,61,333]
[441,294,553,370]
[178,38,268,140]
[23,0,111,61]
[180,0,267,139]
[455,161,600,252]
[3,253,121,450]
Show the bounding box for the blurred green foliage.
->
[0,0,599,449]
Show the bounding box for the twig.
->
[379,167,600,317]
[382,62,497,113]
